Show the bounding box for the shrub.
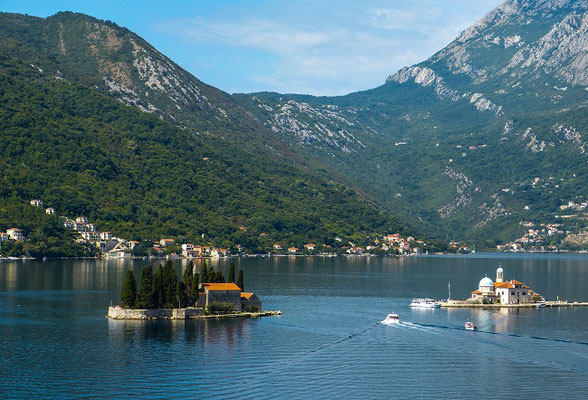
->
[206,302,236,314]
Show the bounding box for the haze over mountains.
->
[0,0,586,249]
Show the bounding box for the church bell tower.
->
[496,265,504,283]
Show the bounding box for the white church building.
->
[470,266,543,304]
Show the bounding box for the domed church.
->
[470,266,542,304]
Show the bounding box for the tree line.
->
[120,261,245,309]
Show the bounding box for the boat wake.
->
[398,321,588,346]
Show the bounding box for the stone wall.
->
[206,290,242,311]
[108,306,203,320]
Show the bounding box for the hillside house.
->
[45,207,55,215]
[0,232,9,242]
[160,238,175,247]
[30,199,43,207]
[288,247,298,253]
[63,219,74,229]
[81,231,100,241]
[76,217,88,224]
[100,232,112,241]
[273,244,282,250]
[304,243,316,251]
[7,228,25,241]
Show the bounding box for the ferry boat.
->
[381,313,400,325]
[410,298,441,308]
[465,321,477,331]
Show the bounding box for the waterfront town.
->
[2,198,586,259]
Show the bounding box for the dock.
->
[440,300,588,308]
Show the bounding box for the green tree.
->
[183,261,194,285]
[237,269,244,291]
[120,269,137,308]
[176,280,188,308]
[228,262,235,283]
[152,264,165,308]
[191,272,200,305]
[136,265,154,308]
[163,261,179,308]
[200,261,208,283]
[215,271,225,283]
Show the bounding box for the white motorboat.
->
[381,313,400,325]
[410,298,440,308]
[465,321,477,331]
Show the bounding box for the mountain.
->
[234,0,588,245]
[0,12,414,255]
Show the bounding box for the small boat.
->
[465,321,477,331]
[535,302,546,308]
[381,313,400,325]
[410,298,440,308]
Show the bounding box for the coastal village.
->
[2,197,585,259]
[0,199,456,259]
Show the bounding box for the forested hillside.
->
[235,0,588,246]
[0,52,411,254]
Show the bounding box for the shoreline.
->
[107,306,282,320]
[3,250,588,261]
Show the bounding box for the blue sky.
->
[0,0,502,95]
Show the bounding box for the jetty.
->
[440,300,588,308]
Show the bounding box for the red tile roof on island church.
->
[201,282,241,291]
[240,292,254,299]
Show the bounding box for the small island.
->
[108,261,280,320]
[442,265,588,308]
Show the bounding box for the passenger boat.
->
[410,298,440,308]
[381,313,400,325]
[465,321,477,331]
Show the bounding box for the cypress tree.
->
[228,263,235,283]
[152,264,165,308]
[120,269,137,308]
[191,272,200,305]
[200,261,208,283]
[215,271,225,283]
[163,261,179,308]
[237,269,244,292]
[183,261,194,286]
[136,265,155,308]
[176,281,188,308]
[208,264,216,283]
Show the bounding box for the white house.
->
[0,232,9,242]
[76,216,88,224]
[7,228,25,241]
[30,199,43,207]
[45,207,55,215]
[81,231,100,241]
[100,232,112,241]
[63,219,74,229]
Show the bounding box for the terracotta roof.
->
[495,282,514,289]
[240,292,254,299]
[471,290,482,294]
[202,282,241,291]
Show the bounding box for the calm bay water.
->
[1,253,587,399]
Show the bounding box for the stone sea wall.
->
[108,306,203,320]
[107,306,282,320]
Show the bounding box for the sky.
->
[0,0,503,95]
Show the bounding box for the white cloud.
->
[154,0,503,95]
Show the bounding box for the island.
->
[442,266,588,308]
[107,261,280,320]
